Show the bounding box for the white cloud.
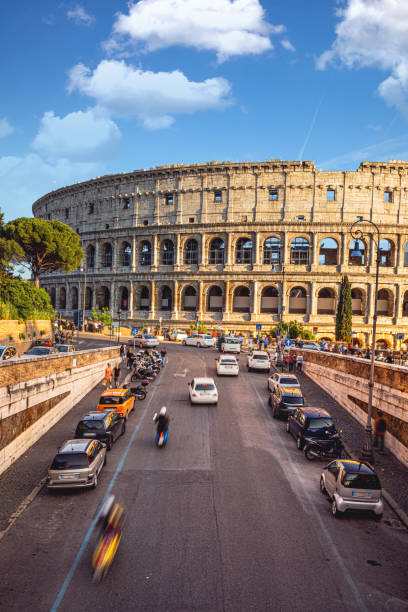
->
[67,5,95,25]
[317,0,408,118]
[32,109,121,161]
[0,118,14,139]
[67,60,233,129]
[108,0,284,62]
[318,135,408,170]
[281,39,295,52]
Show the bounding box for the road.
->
[0,342,407,612]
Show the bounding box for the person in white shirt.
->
[296,354,304,372]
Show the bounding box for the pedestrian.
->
[373,410,387,452]
[296,353,303,372]
[104,363,113,389]
[247,337,253,351]
[263,337,269,352]
[289,352,296,372]
[113,364,121,388]
[120,344,125,360]
[126,348,133,369]
[258,336,262,351]
[160,346,167,366]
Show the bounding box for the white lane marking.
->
[174,368,188,377]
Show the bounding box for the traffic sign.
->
[256,324,262,331]
[313,327,318,333]
[218,320,222,325]
[131,328,138,336]
[397,333,405,340]
[284,339,293,347]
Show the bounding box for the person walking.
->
[113,364,121,388]
[289,352,296,372]
[120,344,125,361]
[263,336,269,352]
[104,363,113,389]
[296,353,303,372]
[160,347,167,367]
[373,410,387,452]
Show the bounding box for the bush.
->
[19,332,25,340]
[0,278,54,321]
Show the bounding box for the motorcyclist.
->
[153,406,170,443]
[98,494,124,537]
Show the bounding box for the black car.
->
[269,387,304,419]
[74,411,125,450]
[286,406,336,450]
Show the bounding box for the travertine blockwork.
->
[32,159,408,343]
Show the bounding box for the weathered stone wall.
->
[0,346,120,475]
[295,349,408,467]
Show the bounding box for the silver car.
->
[53,344,75,353]
[320,459,383,519]
[47,439,107,490]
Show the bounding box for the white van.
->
[221,337,241,353]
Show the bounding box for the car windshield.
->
[307,417,334,431]
[280,377,298,385]
[282,396,304,405]
[253,355,268,360]
[77,420,105,432]
[144,335,155,339]
[202,335,212,339]
[221,359,236,364]
[195,383,215,391]
[55,345,69,352]
[225,339,240,344]
[51,453,89,470]
[99,396,123,405]
[342,473,381,490]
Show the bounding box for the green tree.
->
[90,307,112,326]
[0,277,54,320]
[336,275,352,341]
[3,217,83,287]
[0,209,24,276]
[270,320,315,340]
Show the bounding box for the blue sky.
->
[2,0,408,220]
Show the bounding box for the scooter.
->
[303,430,344,461]
[130,381,148,400]
[155,429,168,448]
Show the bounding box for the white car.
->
[54,344,75,353]
[183,334,215,348]
[188,377,218,404]
[268,372,300,393]
[301,342,321,351]
[247,350,270,372]
[220,337,241,353]
[169,330,188,341]
[216,355,239,376]
[133,334,159,348]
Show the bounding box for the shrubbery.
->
[0,278,54,321]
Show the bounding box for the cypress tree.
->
[335,275,352,341]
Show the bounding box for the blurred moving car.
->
[74,412,126,450]
[320,460,383,519]
[216,354,239,376]
[183,334,215,348]
[20,346,59,359]
[0,345,17,361]
[286,406,336,449]
[269,387,304,419]
[268,372,300,393]
[97,389,135,420]
[169,330,188,341]
[133,334,159,348]
[47,439,107,489]
[54,344,75,353]
[188,377,218,405]
[301,342,321,351]
[247,351,270,372]
[220,337,241,353]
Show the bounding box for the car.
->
[97,388,135,420]
[220,337,241,353]
[0,345,17,361]
[301,342,321,351]
[74,411,126,450]
[169,330,188,341]
[133,334,159,348]
[47,439,107,489]
[286,406,336,449]
[269,387,305,419]
[53,344,75,353]
[216,354,239,376]
[320,460,383,519]
[247,350,270,372]
[183,334,215,348]
[268,372,300,393]
[20,346,59,359]
[188,377,218,404]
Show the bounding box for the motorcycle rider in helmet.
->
[153,406,170,444]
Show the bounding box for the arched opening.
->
[50,287,56,308]
[319,238,338,265]
[351,288,365,315]
[317,288,335,314]
[261,286,279,313]
[289,286,307,314]
[290,237,310,265]
[209,238,224,265]
[379,239,394,267]
[120,287,129,310]
[404,243,408,267]
[161,240,174,266]
[376,339,390,350]
[182,285,197,311]
[160,286,172,311]
[140,286,150,310]
[233,286,250,313]
[71,287,78,310]
[184,239,198,265]
[59,287,66,309]
[377,289,393,316]
[97,286,110,309]
[235,237,252,264]
[403,290,408,317]
[121,242,131,267]
[140,241,152,266]
[103,244,113,268]
[86,245,95,269]
[207,285,223,312]
[263,236,281,265]
[85,287,92,310]
[349,238,366,266]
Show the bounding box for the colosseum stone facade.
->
[32,159,408,347]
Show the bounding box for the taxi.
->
[97,388,135,420]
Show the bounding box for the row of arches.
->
[49,285,404,317]
[86,236,404,269]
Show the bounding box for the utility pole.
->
[81,257,87,333]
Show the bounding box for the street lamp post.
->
[272,263,285,369]
[118,309,122,344]
[350,218,381,463]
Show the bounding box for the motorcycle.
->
[303,430,344,461]
[130,381,148,400]
[155,429,168,448]
[92,526,123,582]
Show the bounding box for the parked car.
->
[216,354,239,376]
[320,459,383,519]
[169,329,188,341]
[97,388,135,420]
[286,406,336,449]
[247,351,270,372]
[20,346,59,359]
[133,334,159,348]
[188,377,218,405]
[301,342,321,351]
[0,345,17,361]
[53,344,75,353]
[220,337,241,353]
[183,334,215,348]
[267,372,300,393]
[269,387,304,419]
[47,439,107,490]
[74,411,126,450]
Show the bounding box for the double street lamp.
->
[118,308,122,344]
[350,218,381,464]
[271,263,285,369]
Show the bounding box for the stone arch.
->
[261,285,279,313]
[161,239,174,266]
[120,242,131,267]
[140,241,152,266]
[181,284,197,311]
[235,237,252,264]
[403,290,408,316]
[85,287,93,310]
[289,286,307,314]
[351,288,366,315]
[159,285,172,311]
[377,288,393,316]
[209,238,225,265]
[404,242,408,266]
[379,238,395,267]
[119,286,129,310]
[207,285,223,312]
[50,287,56,308]
[97,286,110,309]
[59,287,66,309]
[184,239,199,265]
[102,243,113,268]
[263,236,282,265]
[290,237,310,265]
[86,244,95,269]
[376,338,390,349]
[317,287,336,314]
[139,285,150,310]
[71,286,79,310]
[233,285,250,313]
[349,238,367,266]
[319,237,338,266]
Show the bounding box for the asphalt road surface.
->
[0,343,407,612]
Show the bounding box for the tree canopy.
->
[3,217,83,287]
[0,209,24,276]
[270,320,315,340]
[0,277,54,321]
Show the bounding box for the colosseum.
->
[32,158,408,347]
